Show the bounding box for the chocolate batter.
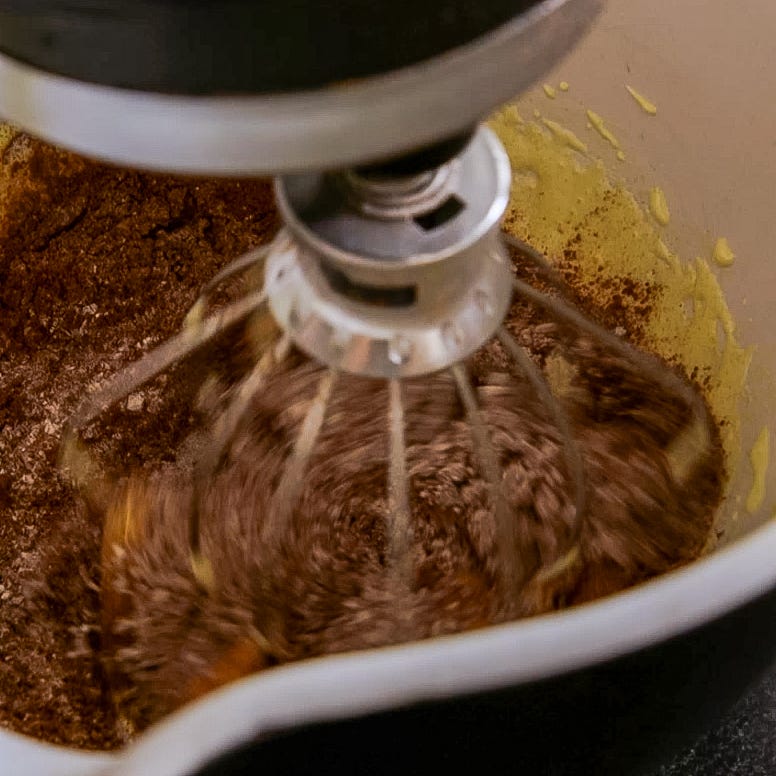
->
[0,131,723,747]
[0,133,277,747]
[96,298,722,733]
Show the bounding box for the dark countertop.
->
[657,666,776,776]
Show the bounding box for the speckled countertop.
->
[657,667,776,776]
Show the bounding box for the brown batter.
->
[0,134,277,748]
[95,293,722,733]
[0,132,723,748]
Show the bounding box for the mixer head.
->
[0,2,602,386]
[0,1,602,386]
[0,0,602,174]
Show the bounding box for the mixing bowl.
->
[2,0,775,773]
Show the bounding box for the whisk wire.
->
[451,362,525,592]
[188,335,292,579]
[387,379,413,578]
[200,240,275,300]
[501,232,556,276]
[497,326,587,545]
[263,369,338,542]
[510,275,707,421]
[67,289,269,436]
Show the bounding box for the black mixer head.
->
[0,0,602,174]
[2,1,543,93]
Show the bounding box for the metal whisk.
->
[61,125,710,597]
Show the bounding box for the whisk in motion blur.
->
[60,123,718,632]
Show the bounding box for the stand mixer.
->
[3,0,635,597]
[4,1,769,774]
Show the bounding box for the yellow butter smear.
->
[488,107,752,494]
[747,427,770,514]
[541,118,588,154]
[713,237,735,267]
[626,85,658,116]
[586,109,623,159]
[649,187,671,226]
[0,123,15,153]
